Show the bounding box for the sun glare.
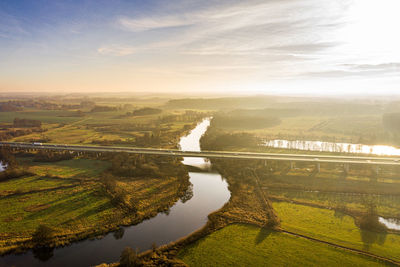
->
[340,0,400,62]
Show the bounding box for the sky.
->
[0,0,399,95]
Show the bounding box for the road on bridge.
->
[1,141,400,167]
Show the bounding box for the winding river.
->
[0,118,230,267]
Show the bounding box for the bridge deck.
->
[1,141,400,166]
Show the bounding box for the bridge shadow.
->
[185,165,213,173]
[255,227,272,245]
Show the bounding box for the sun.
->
[338,0,400,63]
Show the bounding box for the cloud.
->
[117,16,192,32]
[344,63,400,72]
[303,63,400,78]
[97,44,136,56]
[267,42,340,53]
[107,0,351,82]
[303,70,359,78]
[96,0,400,88]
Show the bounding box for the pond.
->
[379,217,400,231]
[264,139,400,156]
[0,161,7,172]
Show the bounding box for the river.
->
[0,118,230,267]
[0,162,6,172]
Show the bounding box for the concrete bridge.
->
[1,141,400,174]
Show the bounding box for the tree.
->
[120,247,142,267]
[32,225,54,246]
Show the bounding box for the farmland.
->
[1,95,400,266]
[272,201,400,261]
[0,98,205,255]
[178,224,387,266]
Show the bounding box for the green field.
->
[0,159,108,195]
[0,184,114,236]
[0,153,190,253]
[0,159,115,237]
[0,110,83,124]
[178,224,386,266]
[20,158,110,178]
[5,108,202,147]
[272,201,400,261]
[268,188,400,219]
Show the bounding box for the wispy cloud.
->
[344,63,400,72]
[267,42,340,53]
[303,62,400,78]
[117,15,192,32]
[112,0,344,60]
[4,0,400,94]
[97,44,136,56]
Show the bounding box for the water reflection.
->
[32,247,54,262]
[113,227,125,240]
[379,217,400,231]
[180,118,212,170]
[0,161,7,172]
[264,139,400,156]
[180,183,194,203]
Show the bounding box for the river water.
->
[379,217,400,231]
[0,162,6,172]
[0,118,230,267]
[264,139,400,156]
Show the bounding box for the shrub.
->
[32,225,55,246]
[120,247,142,267]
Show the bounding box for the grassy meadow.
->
[272,201,400,261]
[178,224,387,266]
[0,154,191,254]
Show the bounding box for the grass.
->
[0,175,76,195]
[0,158,109,196]
[0,154,191,254]
[7,108,199,147]
[0,110,83,124]
[229,114,385,145]
[272,201,400,261]
[178,224,386,266]
[267,188,400,219]
[0,184,115,237]
[260,170,400,195]
[0,158,115,238]
[20,158,111,178]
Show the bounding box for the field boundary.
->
[252,169,400,266]
[281,229,400,266]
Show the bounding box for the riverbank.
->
[101,156,280,266]
[0,117,232,267]
[0,156,191,256]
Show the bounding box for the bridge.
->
[1,141,400,174]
